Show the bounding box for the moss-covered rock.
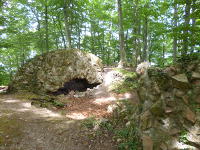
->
[9,49,103,94]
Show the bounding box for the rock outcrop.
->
[136,55,200,150]
[9,49,103,94]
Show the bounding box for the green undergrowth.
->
[81,100,141,150]
[110,68,138,94]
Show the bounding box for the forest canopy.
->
[0,0,200,85]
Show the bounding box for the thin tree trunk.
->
[77,21,81,49]
[191,0,196,53]
[117,0,127,68]
[183,0,191,55]
[52,16,59,50]
[143,15,148,61]
[162,35,165,66]
[56,15,67,49]
[45,0,49,52]
[63,0,72,48]
[173,0,178,63]
[132,0,138,66]
[29,6,44,54]
[90,21,96,55]
[136,19,141,65]
[125,30,129,54]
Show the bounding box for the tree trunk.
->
[136,19,141,65]
[63,0,72,48]
[45,0,49,52]
[132,0,139,67]
[29,6,44,54]
[173,0,178,63]
[52,17,59,50]
[182,0,191,55]
[117,0,127,68]
[191,0,196,53]
[143,15,148,61]
[90,21,96,55]
[162,35,165,67]
[56,15,67,49]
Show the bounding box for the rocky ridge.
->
[136,55,200,150]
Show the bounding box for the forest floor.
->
[0,68,138,150]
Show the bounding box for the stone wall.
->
[9,49,103,94]
[137,56,200,150]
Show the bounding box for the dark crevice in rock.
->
[51,78,100,95]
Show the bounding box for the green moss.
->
[114,68,137,79]
[81,117,96,129]
[110,69,138,94]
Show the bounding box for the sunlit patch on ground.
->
[172,140,196,149]
[66,112,87,120]
[21,102,32,108]
[64,97,114,120]
[30,107,62,118]
[3,99,20,103]
[93,96,117,105]
[104,70,121,86]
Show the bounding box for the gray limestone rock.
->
[9,49,103,94]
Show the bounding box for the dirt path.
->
[0,94,118,150]
[0,68,136,150]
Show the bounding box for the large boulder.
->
[9,49,103,94]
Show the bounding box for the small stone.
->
[142,135,153,150]
[195,95,200,104]
[171,74,190,89]
[165,107,174,114]
[160,143,168,150]
[140,110,152,130]
[192,72,200,79]
[150,101,163,116]
[192,80,200,87]
[182,95,189,104]
[175,89,185,98]
[183,107,196,124]
[170,128,180,135]
[172,74,189,83]
[126,121,131,127]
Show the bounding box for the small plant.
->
[110,69,138,94]
[196,107,200,112]
[179,130,188,144]
[52,101,65,108]
[81,117,96,129]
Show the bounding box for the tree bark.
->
[52,16,59,50]
[136,19,141,64]
[29,5,44,54]
[63,0,72,48]
[191,0,196,53]
[173,0,178,63]
[132,0,139,66]
[143,15,148,61]
[117,0,127,68]
[56,15,67,49]
[45,0,49,52]
[182,0,191,55]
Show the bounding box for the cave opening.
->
[51,78,100,95]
